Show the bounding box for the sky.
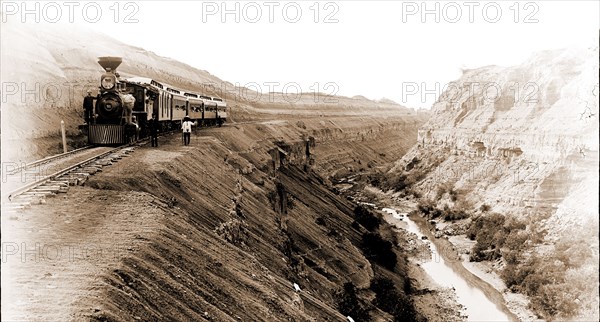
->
[4,0,599,108]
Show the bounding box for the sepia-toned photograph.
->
[1,1,598,321]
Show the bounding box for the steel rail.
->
[7,145,129,201]
[5,146,93,176]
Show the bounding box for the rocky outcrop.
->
[396,46,598,221]
[387,45,599,320]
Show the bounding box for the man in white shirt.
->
[182,116,194,145]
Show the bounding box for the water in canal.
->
[382,208,512,322]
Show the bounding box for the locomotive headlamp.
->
[101,75,116,90]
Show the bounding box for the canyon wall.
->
[386,45,599,319]
[394,46,598,223]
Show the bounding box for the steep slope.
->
[402,46,598,220]
[3,119,431,321]
[384,46,599,320]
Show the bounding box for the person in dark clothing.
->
[150,115,159,147]
[83,90,96,124]
[125,123,137,143]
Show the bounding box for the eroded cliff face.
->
[386,46,599,319]
[396,46,598,222]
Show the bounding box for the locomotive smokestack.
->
[98,56,122,73]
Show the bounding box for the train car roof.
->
[126,77,165,89]
[126,77,207,101]
[186,95,203,103]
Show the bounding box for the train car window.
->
[164,92,167,117]
[136,89,144,110]
[168,94,171,117]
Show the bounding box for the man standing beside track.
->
[83,90,96,124]
[182,116,194,146]
[150,115,159,147]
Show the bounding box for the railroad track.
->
[1,144,140,215]
[3,146,93,177]
[1,127,192,216]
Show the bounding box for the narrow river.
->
[382,208,515,322]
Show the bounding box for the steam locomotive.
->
[83,56,227,145]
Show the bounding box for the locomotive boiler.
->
[87,57,137,144]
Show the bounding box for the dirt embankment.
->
[3,114,433,321]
